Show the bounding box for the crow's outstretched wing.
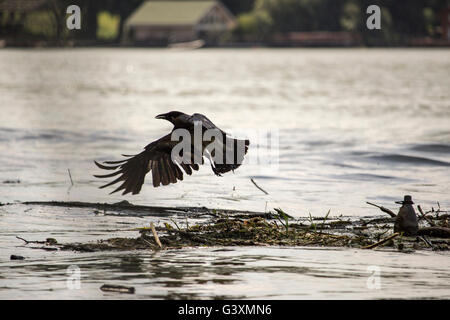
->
[94,134,199,195]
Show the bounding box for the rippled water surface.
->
[0,48,449,299]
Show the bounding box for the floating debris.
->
[2,179,20,184]
[362,233,400,249]
[366,201,396,218]
[418,227,450,238]
[250,178,269,195]
[46,238,58,245]
[150,222,162,249]
[67,169,74,186]
[100,284,135,294]
[10,255,25,260]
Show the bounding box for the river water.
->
[0,48,449,299]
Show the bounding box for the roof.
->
[125,1,217,26]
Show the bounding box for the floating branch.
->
[417,205,435,227]
[366,202,396,218]
[250,178,269,195]
[362,232,400,249]
[16,236,46,244]
[68,169,74,186]
[150,222,162,249]
[418,227,450,238]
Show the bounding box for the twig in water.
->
[16,236,58,250]
[418,236,433,249]
[16,236,47,244]
[362,232,400,249]
[16,236,31,244]
[170,219,181,231]
[250,178,269,195]
[366,202,396,218]
[68,169,74,186]
[417,205,435,227]
[150,222,162,249]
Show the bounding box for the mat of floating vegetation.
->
[9,201,450,252]
[58,217,360,252]
[59,216,449,252]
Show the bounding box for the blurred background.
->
[0,0,449,47]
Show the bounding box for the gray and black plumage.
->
[94,111,250,195]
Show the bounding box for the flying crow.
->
[94,111,250,195]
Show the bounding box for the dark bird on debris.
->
[394,195,419,236]
[94,111,250,195]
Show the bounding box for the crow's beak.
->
[155,113,166,120]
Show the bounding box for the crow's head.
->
[155,111,185,124]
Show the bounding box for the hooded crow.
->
[94,111,250,195]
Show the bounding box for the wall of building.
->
[129,25,196,45]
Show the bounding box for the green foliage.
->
[273,208,292,232]
[308,212,316,232]
[23,11,58,38]
[320,209,331,231]
[423,7,437,36]
[236,0,346,34]
[97,11,120,40]
[340,0,360,31]
[235,1,273,40]
[235,0,446,45]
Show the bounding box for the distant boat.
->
[168,39,205,50]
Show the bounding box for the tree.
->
[105,0,144,42]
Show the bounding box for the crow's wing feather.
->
[189,113,250,174]
[190,113,226,133]
[94,134,199,195]
[205,136,250,176]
